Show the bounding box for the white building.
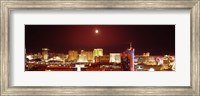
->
[109,53,121,63]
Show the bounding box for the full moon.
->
[95,29,99,33]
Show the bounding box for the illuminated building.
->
[137,55,162,65]
[94,56,100,63]
[68,50,78,61]
[163,55,170,64]
[55,53,66,61]
[138,53,150,64]
[48,56,64,64]
[122,42,135,71]
[37,53,42,59]
[87,51,93,61]
[147,56,157,65]
[54,53,66,64]
[99,55,110,63]
[80,50,93,62]
[42,48,49,62]
[93,48,103,57]
[77,54,88,63]
[26,55,34,60]
[66,55,69,60]
[143,52,150,57]
[121,54,130,71]
[109,53,121,63]
[93,48,103,63]
[155,56,163,65]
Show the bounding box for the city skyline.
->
[25,25,175,55]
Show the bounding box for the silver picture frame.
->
[0,0,199,95]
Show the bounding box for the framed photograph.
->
[1,0,199,95]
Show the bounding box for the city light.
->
[26,55,33,60]
[25,47,175,71]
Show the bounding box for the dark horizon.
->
[25,25,175,55]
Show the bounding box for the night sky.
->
[25,25,175,55]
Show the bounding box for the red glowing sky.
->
[25,25,175,55]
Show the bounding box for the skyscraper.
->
[93,48,103,63]
[77,54,88,63]
[93,48,103,57]
[123,42,135,71]
[42,48,49,63]
[68,50,78,61]
[80,50,93,62]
